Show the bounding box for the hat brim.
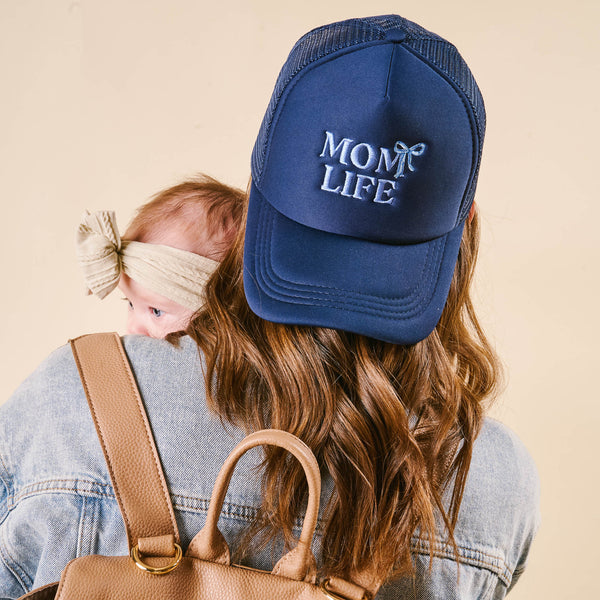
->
[243,182,465,345]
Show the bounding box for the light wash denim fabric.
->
[0,335,540,599]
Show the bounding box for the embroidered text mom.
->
[319,131,426,204]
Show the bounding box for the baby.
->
[76,174,244,338]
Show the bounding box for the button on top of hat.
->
[384,29,406,42]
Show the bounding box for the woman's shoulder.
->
[0,342,84,431]
[472,417,540,497]
[0,334,207,486]
[120,333,205,390]
[1,334,201,418]
[449,417,541,592]
[469,417,541,543]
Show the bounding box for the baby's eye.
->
[150,307,164,318]
[122,298,133,310]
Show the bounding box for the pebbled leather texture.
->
[17,582,59,600]
[18,333,372,600]
[55,555,339,600]
[69,333,180,550]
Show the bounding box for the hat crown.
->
[251,15,485,228]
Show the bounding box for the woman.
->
[0,15,539,599]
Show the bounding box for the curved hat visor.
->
[244,182,464,346]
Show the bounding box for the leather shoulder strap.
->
[70,333,180,549]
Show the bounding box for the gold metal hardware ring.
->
[130,543,183,575]
[319,578,372,600]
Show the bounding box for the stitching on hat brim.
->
[259,203,437,312]
[252,196,449,321]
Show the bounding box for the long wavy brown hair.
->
[187,202,501,584]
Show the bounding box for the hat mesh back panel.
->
[403,37,486,222]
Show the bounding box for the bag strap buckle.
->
[130,543,183,575]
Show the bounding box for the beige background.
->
[1,0,598,597]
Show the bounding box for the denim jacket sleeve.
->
[0,343,108,597]
[0,335,540,599]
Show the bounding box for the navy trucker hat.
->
[244,15,485,345]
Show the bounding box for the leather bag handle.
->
[186,429,321,583]
[70,333,180,551]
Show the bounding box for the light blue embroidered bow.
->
[393,142,427,178]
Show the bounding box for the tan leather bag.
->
[19,333,374,600]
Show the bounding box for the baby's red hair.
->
[124,174,245,261]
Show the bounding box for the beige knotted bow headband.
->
[76,210,220,310]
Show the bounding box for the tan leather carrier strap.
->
[69,333,180,549]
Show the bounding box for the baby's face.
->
[119,274,194,338]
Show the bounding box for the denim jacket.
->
[0,335,540,599]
